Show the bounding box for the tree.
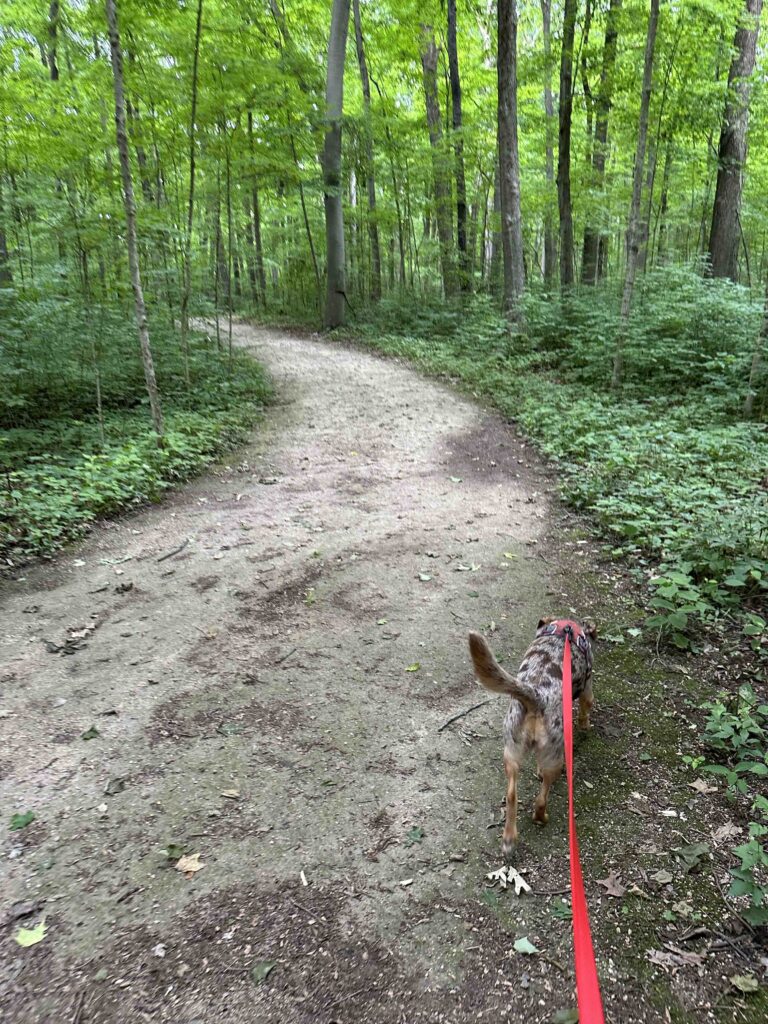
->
[179,0,204,383]
[612,0,660,389]
[104,0,164,438]
[421,25,456,298]
[323,0,352,328]
[581,0,622,285]
[539,0,557,286]
[497,0,525,318]
[352,0,382,301]
[447,0,469,290]
[557,0,577,289]
[708,0,763,281]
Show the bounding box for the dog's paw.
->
[501,838,517,861]
[532,807,549,826]
[577,718,593,731]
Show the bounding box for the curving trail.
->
[1,324,650,1022]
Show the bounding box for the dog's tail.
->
[468,632,543,714]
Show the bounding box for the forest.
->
[2,2,768,1018]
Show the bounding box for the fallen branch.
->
[275,647,297,665]
[156,538,189,563]
[437,698,492,733]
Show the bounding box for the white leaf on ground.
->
[513,936,539,955]
[15,918,46,947]
[486,865,531,896]
[175,853,204,876]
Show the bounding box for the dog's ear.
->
[537,616,556,629]
[582,618,598,641]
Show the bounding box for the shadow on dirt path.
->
[1,324,764,1022]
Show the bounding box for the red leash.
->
[563,634,605,1024]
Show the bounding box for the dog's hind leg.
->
[578,678,594,730]
[502,749,521,860]
[533,759,562,825]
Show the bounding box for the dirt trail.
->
[0,325,758,1023]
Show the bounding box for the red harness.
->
[561,628,605,1023]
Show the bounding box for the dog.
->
[468,617,597,859]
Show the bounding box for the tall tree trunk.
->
[539,0,557,286]
[744,275,768,418]
[708,0,763,281]
[557,0,577,289]
[420,25,457,298]
[179,0,203,383]
[0,177,12,286]
[323,0,351,328]
[497,0,525,318]
[247,111,268,306]
[447,0,469,290]
[655,136,673,264]
[48,1,60,81]
[612,0,660,389]
[581,0,621,284]
[352,0,382,301]
[105,0,163,438]
[490,160,502,293]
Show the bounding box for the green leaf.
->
[251,961,275,985]
[10,811,36,831]
[405,663,420,672]
[15,918,46,947]
[730,974,758,994]
[81,725,100,740]
[513,936,539,955]
[552,1011,579,1024]
[404,825,425,846]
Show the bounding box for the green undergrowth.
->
[343,269,768,652]
[1,298,272,560]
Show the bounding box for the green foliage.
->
[697,686,768,926]
[0,298,272,561]
[350,270,768,646]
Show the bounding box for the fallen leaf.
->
[81,725,100,741]
[405,663,421,673]
[597,871,626,898]
[15,918,46,947]
[689,778,718,794]
[513,936,539,955]
[175,853,204,876]
[220,789,240,799]
[502,552,518,560]
[712,822,741,843]
[152,943,167,958]
[552,1011,579,1024]
[651,869,674,885]
[418,573,432,582]
[673,842,710,874]
[163,843,187,861]
[647,945,704,973]
[404,825,425,846]
[104,778,126,796]
[251,961,275,985]
[448,476,462,483]
[550,901,572,920]
[730,974,759,994]
[487,865,531,896]
[377,618,388,625]
[10,811,35,831]
[399,878,413,887]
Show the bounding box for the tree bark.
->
[581,0,621,284]
[105,0,164,438]
[447,0,469,290]
[323,0,351,328]
[744,275,768,417]
[420,25,457,298]
[179,0,203,382]
[708,0,763,281]
[48,1,60,81]
[557,0,577,289]
[497,0,525,318]
[352,0,382,301]
[0,176,12,286]
[612,0,660,389]
[539,0,557,286]
[247,111,268,306]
